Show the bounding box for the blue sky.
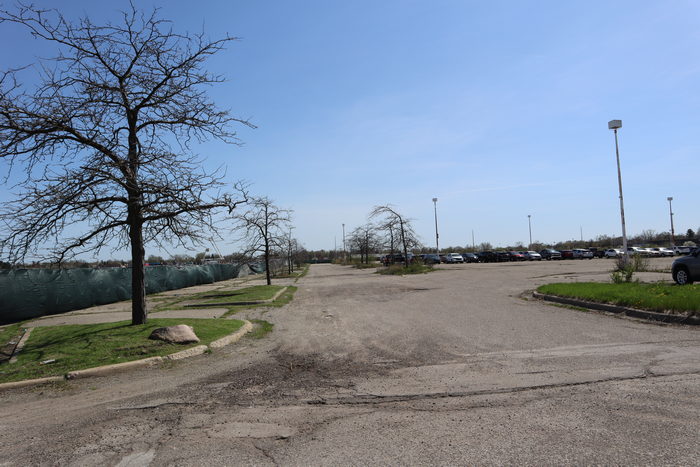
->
[1,1,699,258]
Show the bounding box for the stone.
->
[149,325,199,344]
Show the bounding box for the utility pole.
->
[432,198,439,254]
[342,223,346,260]
[528,215,532,249]
[667,197,675,247]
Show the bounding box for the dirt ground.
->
[1,259,699,465]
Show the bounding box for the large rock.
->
[149,325,200,344]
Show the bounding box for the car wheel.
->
[673,267,693,285]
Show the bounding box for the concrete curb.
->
[0,376,65,390]
[0,319,253,391]
[185,286,288,308]
[209,320,254,348]
[8,327,32,364]
[66,356,165,379]
[165,344,208,361]
[532,292,700,325]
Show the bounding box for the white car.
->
[604,248,623,258]
[444,253,464,263]
[627,247,650,256]
[644,248,662,257]
[524,251,542,261]
[673,246,693,255]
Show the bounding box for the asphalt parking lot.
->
[1,258,698,465]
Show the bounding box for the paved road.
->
[1,260,699,465]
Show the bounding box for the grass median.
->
[0,318,244,384]
[377,263,434,275]
[537,282,700,315]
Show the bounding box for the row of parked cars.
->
[410,246,695,265]
[381,248,700,285]
[380,245,696,266]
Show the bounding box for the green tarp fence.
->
[0,263,257,324]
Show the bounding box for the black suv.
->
[540,249,562,260]
[672,248,700,285]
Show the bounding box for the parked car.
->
[627,246,650,257]
[673,246,693,255]
[477,251,498,263]
[461,253,480,263]
[573,248,594,259]
[671,248,700,284]
[587,247,605,258]
[644,248,662,257]
[523,251,542,261]
[604,248,623,258]
[382,253,414,266]
[540,249,562,260]
[657,248,675,257]
[444,252,464,263]
[495,251,511,262]
[560,250,574,259]
[422,253,441,264]
[507,251,526,261]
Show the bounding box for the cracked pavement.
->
[1,259,699,465]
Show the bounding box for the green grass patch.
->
[248,319,274,339]
[377,263,434,275]
[221,286,297,317]
[198,285,284,305]
[537,282,700,314]
[0,318,244,384]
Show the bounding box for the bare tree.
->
[0,5,252,324]
[348,223,380,264]
[370,205,420,267]
[283,228,301,275]
[234,196,292,285]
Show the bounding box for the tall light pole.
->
[432,197,439,254]
[527,215,532,249]
[608,119,628,261]
[342,223,346,259]
[667,197,675,247]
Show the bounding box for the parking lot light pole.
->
[667,197,675,247]
[527,215,532,249]
[432,198,439,254]
[342,223,346,260]
[608,119,628,262]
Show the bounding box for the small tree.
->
[348,224,380,264]
[370,205,420,268]
[234,196,291,285]
[0,5,251,324]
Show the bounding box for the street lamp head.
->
[432,197,438,203]
[667,196,673,202]
[608,119,622,130]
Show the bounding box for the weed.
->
[249,319,274,339]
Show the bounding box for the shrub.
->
[610,254,649,283]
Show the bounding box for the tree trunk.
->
[264,240,271,286]
[400,220,409,269]
[129,214,147,325]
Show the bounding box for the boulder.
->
[149,325,200,344]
